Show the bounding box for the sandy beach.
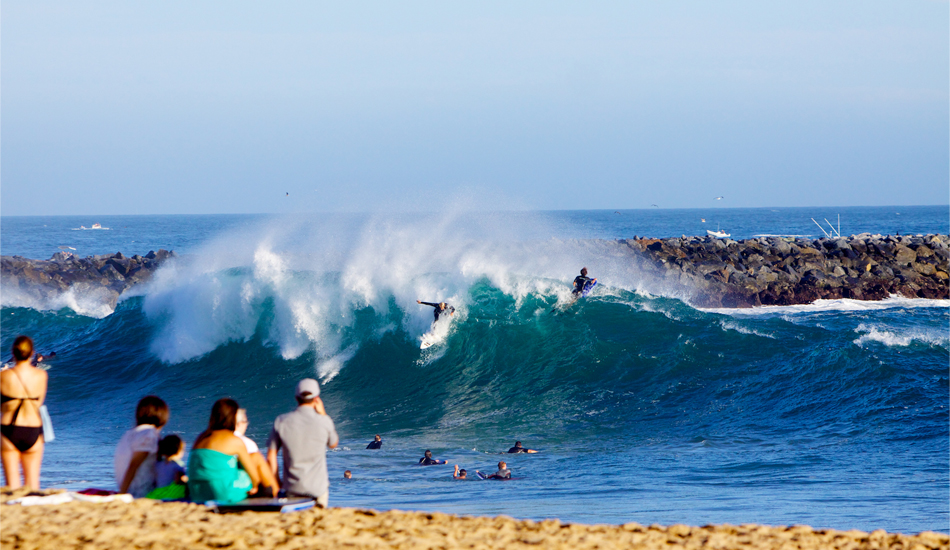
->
[1,489,947,550]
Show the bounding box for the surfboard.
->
[209,497,315,513]
[420,337,435,350]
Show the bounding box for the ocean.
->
[1,205,948,533]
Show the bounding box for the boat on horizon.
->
[73,223,110,230]
[706,223,730,239]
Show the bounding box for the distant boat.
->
[73,223,110,231]
[706,223,730,238]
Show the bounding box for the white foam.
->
[0,285,117,319]
[852,323,949,349]
[139,211,655,372]
[719,320,776,339]
[701,296,949,317]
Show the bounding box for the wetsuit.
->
[572,276,593,296]
[366,440,382,450]
[507,446,530,454]
[419,302,455,322]
[0,393,42,452]
[419,456,443,465]
[487,468,512,479]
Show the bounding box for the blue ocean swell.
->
[1,280,946,531]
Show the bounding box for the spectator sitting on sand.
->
[453,465,468,479]
[343,470,352,479]
[366,434,382,449]
[145,434,188,500]
[507,441,538,454]
[114,395,167,497]
[189,398,271,504]
[477,461,511,480]
[155,435,187,487]
[267,379,339,509]
[235,408,280,497]
[418,450,446,465]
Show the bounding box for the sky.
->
[2,1,948,215]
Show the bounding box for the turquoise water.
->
[1,206,947,532]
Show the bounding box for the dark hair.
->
[12,336,33,362]
[295,395,315,405]
[515,441,522,446]
[135,396,169,427]
[207,398,239,432]
[580,267,588,276]
[459,469,467,476]
[194,398,239,446]
[158,435,183,460]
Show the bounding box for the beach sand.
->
[2,489,947,550]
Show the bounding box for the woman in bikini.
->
[1,336,48,490]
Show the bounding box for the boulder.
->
[894,245,916,264]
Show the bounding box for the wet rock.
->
[0,249,176,307]
[625,234,948,307]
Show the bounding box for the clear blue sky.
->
[2,1,947,215]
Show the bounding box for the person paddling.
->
[418,450,447,465]
[507,441,538,454]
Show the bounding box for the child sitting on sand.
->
[156,435,187,487]
[145,434,189,500]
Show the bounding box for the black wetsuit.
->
[572,276,593,295]
[419,302,455,322]
[419,456,443,465]
[488,468,512,479]
[507,446,529,454]
[366,440,382,449]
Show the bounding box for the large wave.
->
[137,212,664,367]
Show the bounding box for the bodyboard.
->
[581,280,598,297]
[209,497,315,513]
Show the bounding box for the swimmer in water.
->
[477,461,511,480]
[418,450,447,465]
[366,434,382,449]
[453,465,468,480]
[417,301,455,322]
[507,441,538,454]
[343,470,352,479]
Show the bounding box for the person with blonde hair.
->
[1,336,48,489]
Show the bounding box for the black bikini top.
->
[1,370,40,425]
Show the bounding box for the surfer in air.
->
[572,268,596,297]
[417,300,455,321]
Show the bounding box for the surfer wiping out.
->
[572,268,596,297]
[417,300,455,322]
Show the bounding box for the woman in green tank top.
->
[187,398,271,503]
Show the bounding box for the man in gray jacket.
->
[267,379,339,507]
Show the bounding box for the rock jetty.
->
[623,234,949,308]
[1,250,175,309]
